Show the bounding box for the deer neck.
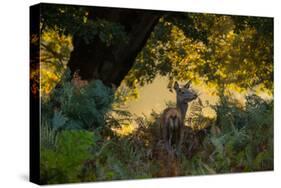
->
[176,101,188,122]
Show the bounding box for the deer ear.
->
[184,80,191,88]
[174,81,179,91]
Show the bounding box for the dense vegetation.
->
[40,78,273,184]
[33,3,274,184]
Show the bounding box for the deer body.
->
[160,81,197,150]
[161,108,182,147]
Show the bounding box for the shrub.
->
[40,130,94,184]
[42,72,114,130]
[40,79,273,183]
[193,94,273,173]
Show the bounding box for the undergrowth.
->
[40,76,273,184]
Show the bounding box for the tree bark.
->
[68,7,161,87]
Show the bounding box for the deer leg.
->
[161,119,168,142]
[168,118,174,146]
[176,124,184,154]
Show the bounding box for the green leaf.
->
[52,111,68,130]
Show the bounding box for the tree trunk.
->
[68,8,161,87]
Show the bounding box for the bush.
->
[191,94,273,173]
[42,72,114,130]
[40,79,273,183]
[40,130,95,184]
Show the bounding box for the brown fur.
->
[160,108,183,149]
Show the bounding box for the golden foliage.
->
[40,29,73,96]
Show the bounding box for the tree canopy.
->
[125,14,273,94]
[38,3,273,98]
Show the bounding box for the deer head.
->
[173,81,198,105]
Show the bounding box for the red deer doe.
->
[160,81,198,152]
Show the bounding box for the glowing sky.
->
[126,75,218,117]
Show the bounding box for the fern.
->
[43,75,114,130]
[40,120,58,150]
[40,81,273,183]
[40,130,95,184]
[52,110,68,130]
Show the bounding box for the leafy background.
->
[34,4,273,184]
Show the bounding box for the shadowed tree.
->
[40,4,208,87]
[41,4,163,86]
[68,8,161,86]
